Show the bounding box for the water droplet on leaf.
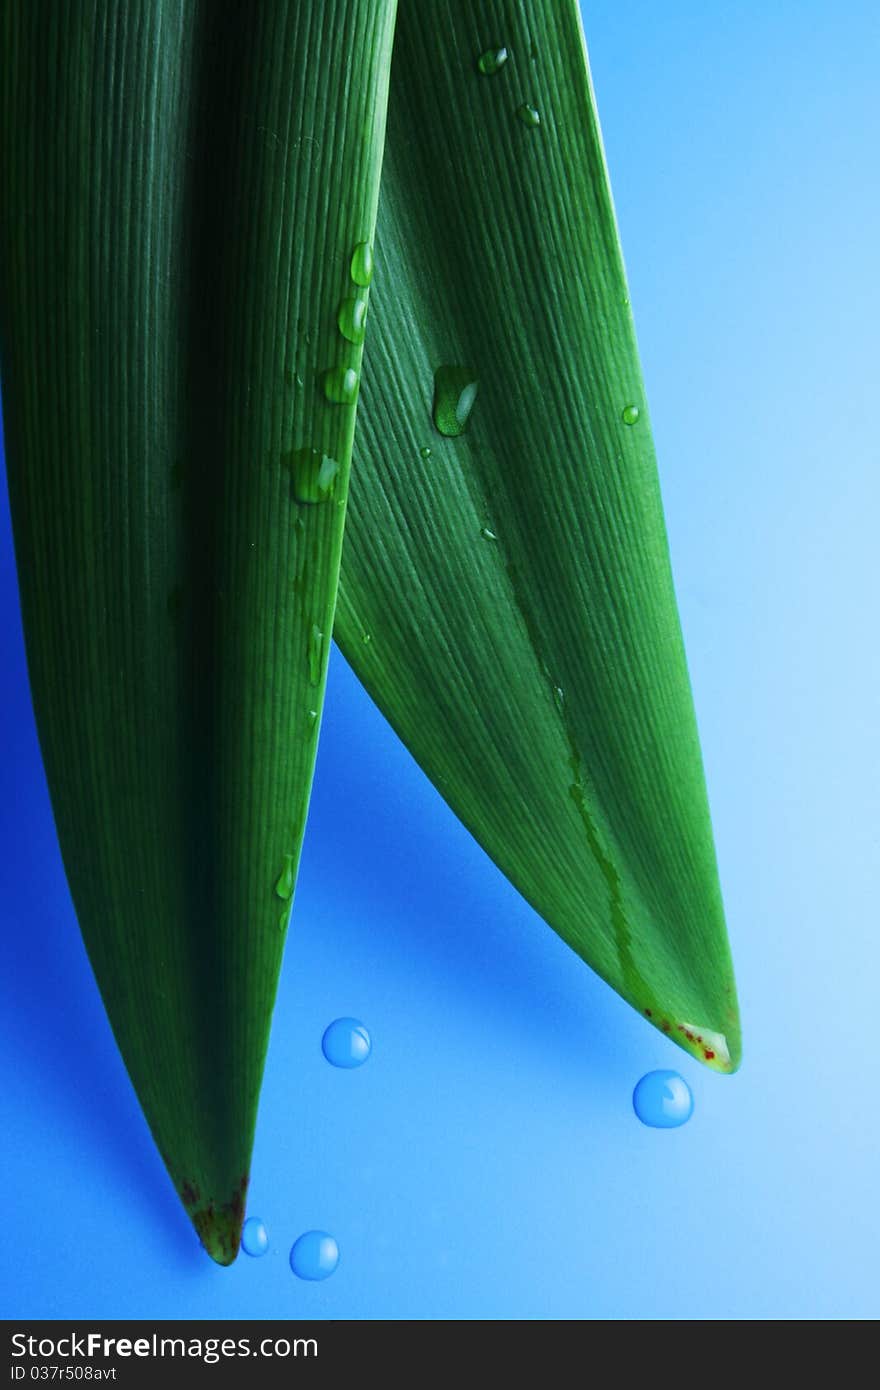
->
[322,366,359,404]
[287,447,340,504]
[480,526,497,541]
[420,446,432,460]
[350,240,373,287]
[433,365,478,436]
[274,854,295,901]
[308,624,324,685]
[337,295,368,344]
[477,46,508,75]
[290,1231,339,1281]
[322,1017,371,1069]
[633,1070,693,1128]
[516,104,541,128]
[622,403,640,426]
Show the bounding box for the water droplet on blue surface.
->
[433,365,478,436]
[477,46,508,75]
[275,854,295,901]
[287,447,340,504]
[322,366,359,404]
[322,1017,371,1068]
[632,1070,693,1128]
[516,103,541,128]
[290,1230,339,1281]
[350,240,373,287]
[241,1218,269,1257]
[337,296,368,344]
[622,403,640,426]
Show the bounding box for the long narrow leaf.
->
[337,0,740,1069]
[0,0,396,1261]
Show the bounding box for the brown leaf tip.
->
[187,1175,250,1266]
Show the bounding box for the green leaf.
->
[0,0,396,1262]
[336,0,741,1070]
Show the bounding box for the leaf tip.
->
[643,1006,742,1074]
[184,1174,249,1267]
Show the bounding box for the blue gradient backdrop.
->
[2,2,878,1319]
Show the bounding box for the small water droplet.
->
[241,1218,269,1257]
[290,1230,339,1281]
[361,631,372,645]
[419,446,432,460]
[274,854,295,901]
[287,447,340,504]
[553,685,565,711]
[278,907,290,931]
[322,366,359,404]
[477,46,508,75]
[295,373,305,389]
[307,708,318,728]
[433,365,478,436]
[322,1017,371,1068]
[622,403,640,426]
[480,526,497,541]
[516,103,541,128]
[308,624,324,684]
[337,295,368,345]
[350,240,373,287]
[633,1070,693,1128]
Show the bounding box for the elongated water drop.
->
[307,708,318,729]
[632,1070,693,1128]
[322,366,358,405]
[516,103,541,128]
[290,1231,339,1281]
[274,854,294,901]
[337,296,368,345]
[480,526,497,542]
[350,240,373,287]
[287,447,340,504]
[477,46,508,75]
[241,1218,269,1257]
[622,403,640,426]
[308,625,324,685]
[322,1017,371,1069]
[433,365,478,437]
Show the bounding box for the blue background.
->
[2,1,878,1319]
